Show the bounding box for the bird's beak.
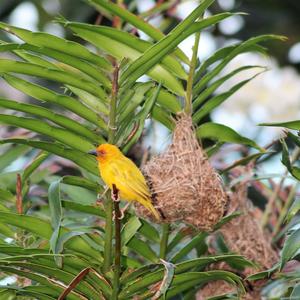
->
[88,149,97,156]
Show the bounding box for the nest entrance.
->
[135,114,227,231]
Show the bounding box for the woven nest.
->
[218,182,278,276]
[134,114,227,231]
[197,171,279,299]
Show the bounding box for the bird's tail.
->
[144,200,160,220]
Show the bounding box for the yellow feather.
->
[94,144,160,220]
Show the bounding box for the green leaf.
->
[153,260,175,300]
[0,222,15,238]
[0,59,106,100]
[0,98,101,143]
[165,271,243,299]
[281,139,300,180]
[259,120,300,130]
[117,82,153,122]
[86,0,189,63]
[121,216,142,247]
[0,263,101,299]
[67,86,109,115]
[0,212,102,261]
[120,0,215,90]
[220,152,268,174]
[286,198,300,223]
[152,105,175,130]
[0,41,111,88]
[0,114,95,153]
[195,44,267,84]
[67,24,184,96]
[3,74,107,130]
[290,283,300,298]
[120,266,244,299]
[61,176,100,192]
[62,200,105,218]
[122,83,161,152]
[171,232,208,263]
[196,122,262,150]
[0,188,15,202]
[3,286,56,300]
[126,236,158,263]
[0,22,111,70]
[0,144,29,171]
[48,179,63,267]
[138,220,160,243]
[247,263,279,281]
[214,212,242,230]
[281,228,300,269]
[193,72,264,123]
[0,267,80,300]
[22,151,49,185]
[193,34,285,95]
[0,139,99,176]
[193,65,264,109]
[62,22,187,80]
[49,180,63,230]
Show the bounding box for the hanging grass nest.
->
[197,171,279,299]
[218,180,278,276]
[134,114,227,231]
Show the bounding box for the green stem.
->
[103,62,119,273]
[159,224,170,259]
[185,31,200,115]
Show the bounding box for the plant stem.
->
[159,224,170,259]
[103,62,119,273]
[185,31,200,115]
[108,62,119,143]
[111,190,121,300]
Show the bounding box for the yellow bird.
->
[89,144,160,220]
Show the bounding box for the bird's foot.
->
[96,187,109,203]
[118,202,130,220]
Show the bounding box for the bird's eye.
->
[99,149,106,155]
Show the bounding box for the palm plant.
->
[0,0,284,299]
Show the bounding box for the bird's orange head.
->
[89,144,122,163]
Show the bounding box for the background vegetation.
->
[0,0,300,299]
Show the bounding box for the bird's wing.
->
[110,159,150,200]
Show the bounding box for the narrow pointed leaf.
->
[0,42,111,89]
[193,73,264,123]
[63,22,187,80]
[0,22,111,70]
[3,74,107,130]
[193,65,264,109]
[0,114,94,153]
[0,59,106,100]
[86,0,189,63]
[68,25,184,95]
[196,122,262,150]
[193,35,285,95]
[0,139,99,175]
[280,228,300,269]
[259,120,300,130]
[0,98,101,143]
[0,212,102,261]
[120,0,215,89]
